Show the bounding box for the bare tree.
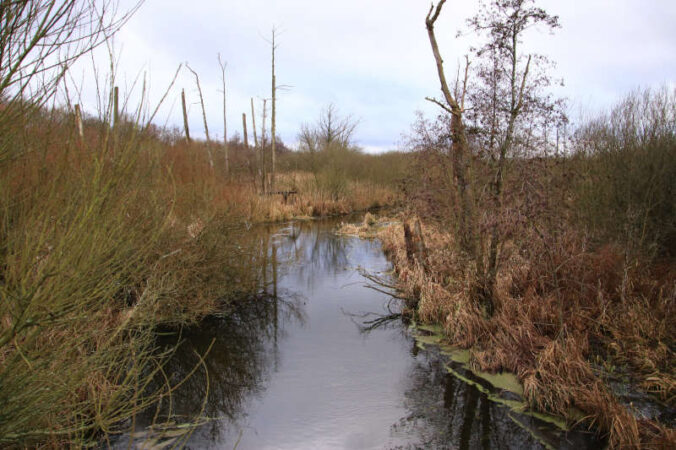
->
[74,102,84,142]
[270,27,278,191]
[421,0,564,313]
[465,0,563,294]
[217,53,229,175]
[425,1,484,303]
[297,122,319,174]
[181,88,190,142]
[297,124,316,151]
[250,98,259,148]
[0,0,143,102]
[186,63,213,168]
[251,97,263,192]
[242,112,249,148]
[317,103,358,148]
[260,98,268,193]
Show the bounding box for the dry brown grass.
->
[377,218,675,448]
[0,102,400,446]
[162,164,398,225]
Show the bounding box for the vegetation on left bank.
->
[0,2,404,446]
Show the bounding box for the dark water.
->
[116,218,602,449]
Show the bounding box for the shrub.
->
[574,87,676,257]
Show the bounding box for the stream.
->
[115,217,603,449]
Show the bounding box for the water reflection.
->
[390,345,604,450]
[118,293,304,446]
[391,349,531,449]
[115,218,602,449]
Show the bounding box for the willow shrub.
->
[0,101,263,446]
[574,87,676,257]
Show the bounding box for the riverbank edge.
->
[410,322,599,449]
[337,215,675,449]
[106,205,403,429]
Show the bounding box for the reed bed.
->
[0,97,399,447]
[376,219,674,448]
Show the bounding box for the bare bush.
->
[574,87,676,257]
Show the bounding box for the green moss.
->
[444,364,570,432]
[439,346,471,365]
[507,413,558,450]
[415,334,443,347]
[474,371,524,398]
[416,323,445,334]
[413,325,573,434]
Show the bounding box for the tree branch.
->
[143,63,182,131]
[461,55,471,110]
[516,54,531,113]
[425,96,453,114]
[426,0,446,25]
[425,0,461,116]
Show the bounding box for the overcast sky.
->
[73,0,676,153]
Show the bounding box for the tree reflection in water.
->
[139,293,305,444]
[117,220,355,447]
[114,218,604,449]
[115,222,307,447]
[389,345,604,450]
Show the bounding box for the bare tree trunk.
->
[113,86,119,128]
[251,98,259,147]
[186,63,214,168]
[425,2,481,265]
[242,112,258,189]
[181,89,191,143]
[488,49,499,154]
[261,98,268,194]
[414,219,428,270]
[426,1,492,313]
[485,44,531,297]
[270,28,278,192]
[251,98,263,192]
[74,103,84,144]
[403,222,416,265]
[218,54,229,176]
[242,112,249,149]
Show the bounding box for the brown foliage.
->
[379,218,675,448]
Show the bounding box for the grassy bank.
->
[0,98,401,446]
[374,218,673,447]
[367,90,675,448]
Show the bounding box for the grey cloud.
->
[71,0,674,151]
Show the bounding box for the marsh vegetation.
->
[0,0,673,448]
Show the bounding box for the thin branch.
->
[425,96,453,114]
[427,0,446,25]
[186,62,213,168]
[218,53,229,175]
[461,55,471,110]
[515,54,531,113]
[143,63,182,131]
[425,0,461,116]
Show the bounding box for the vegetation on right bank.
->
[376,1,675,448]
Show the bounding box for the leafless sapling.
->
[186,63,214,168]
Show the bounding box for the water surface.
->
[118,218,601,449]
